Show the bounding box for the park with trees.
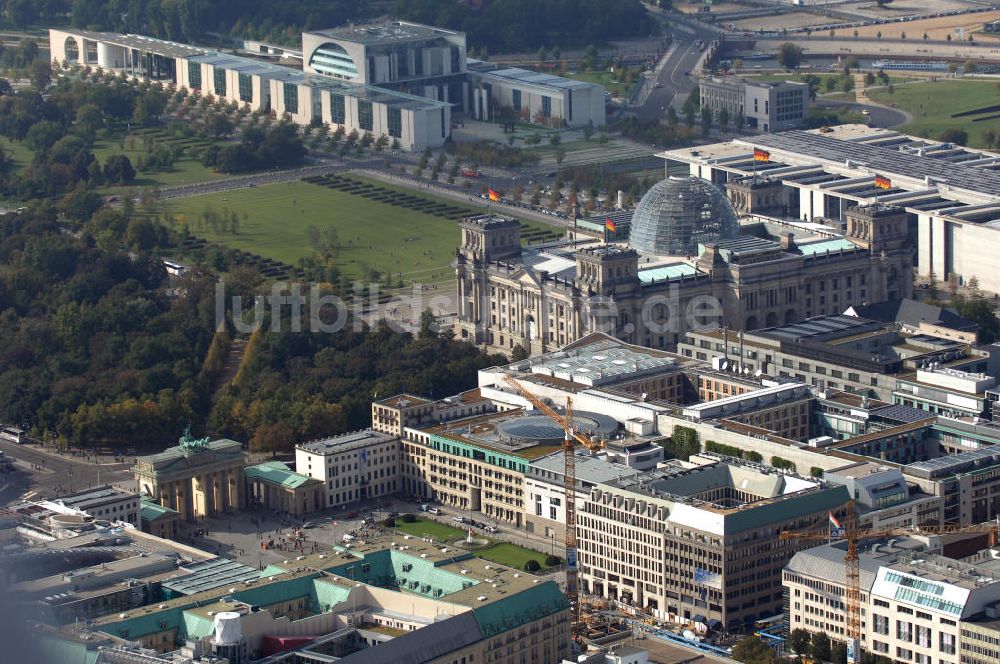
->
[0,54,507,453]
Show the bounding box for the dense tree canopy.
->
[777,42,804,70]
[210,317,505,453]
[0,207,213,448]
[53,0,653,53]
[0,76,158,198]
[201,121,305,173]
[0,201,507,451]
[393,0,656,52]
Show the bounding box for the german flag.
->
[753,148,770,163]
[606,218,617,232]
[488,188,501,202]
[874,174,891,191]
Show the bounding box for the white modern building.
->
[662,124,1000,293]
[821,461,944,529]
[894,366,997,420]
[699,76,810,133]
[295,429,401,508]
[49,28,452,151]
[467,61,607,129]
[525,451,640,541]
[302,22,467,104]
[579,454,851,630]
[49,20,606,150]
[300,22,605,128]
[785,535,1000,664]
[54,485,141,527]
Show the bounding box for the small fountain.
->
[455,526,489,550]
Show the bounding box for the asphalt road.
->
[815,98,911,129]
[0,441,133,504]
[634,16,721,123]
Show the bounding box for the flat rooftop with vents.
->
[297,430,397,456]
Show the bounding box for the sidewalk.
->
[411,499,564,556]
[14,440,132,468]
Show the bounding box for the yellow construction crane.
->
[781,499,999,664]
[503,375,604,631]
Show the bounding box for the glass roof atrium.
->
[628,177,739,256]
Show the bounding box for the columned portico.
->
[134,430,246,524]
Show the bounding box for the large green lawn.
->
[94,126,228,192]
[868,79,1000,147]
[477,542,559,570]
[393,518,467,541]
[0,127,226,193]
[562,69,633,99]
[94,138,225,193]
[165,174,561,284]
[0,136,34,171]
[393,519,559,571]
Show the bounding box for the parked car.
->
[302,521,318,529]
[453,516,467,523]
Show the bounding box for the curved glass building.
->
[628,176,739,256]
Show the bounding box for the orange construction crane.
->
[781,499,999,664]
[503,375,603,631]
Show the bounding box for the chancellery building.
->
[48,20,605,152]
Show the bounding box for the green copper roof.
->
[260,564,289,578]
[313,578,353,612]
[797,238,859,256]
[245,461,317,489]
[325,549,478,599]
[471,580,570,637]
[38,636,99,664]
[140,496,179,522]
[722,483,851,534]
[638,262,699,284]
[136,437,244,476]
[101,603,192,641]
[182,611,216,640]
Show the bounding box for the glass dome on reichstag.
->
[628,176,739,256]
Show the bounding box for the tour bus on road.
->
[0,425,25,444]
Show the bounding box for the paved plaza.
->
[174,495,568,579]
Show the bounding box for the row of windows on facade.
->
[189,63,407,138]
[364,45,463,80]
[325,466,396,489]
[91,502,138,515]
[326,479,396,505]
[509,90,563,120]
